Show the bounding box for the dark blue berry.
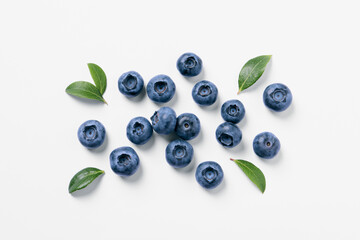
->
[165,139,193,168]
[77,120,106,149]
[253,132,280,159]
[110,147,140,176]
[195,161,224,189]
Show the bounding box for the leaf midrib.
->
[239,57,266,91]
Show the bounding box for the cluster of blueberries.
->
[77,53,293,190]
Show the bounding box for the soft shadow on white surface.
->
[198,93,221,112]
[70,174,104,197]
[257,150,283,165]
[155,91,179,108]
[127,87,147,102]
[183,67,206,83]
[269,101,295,119]
[238,114,247,129]
[173,154,197,174]
[136,135,156,151]
[204,177,226,195]
[161,132,179,143]
[121,165,143,183]
[226,140,246,155]
[188,129,204,146]
[88,134,109,154]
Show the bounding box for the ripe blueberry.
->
[175,113,201,140]
[77,120,106,149]
[118,71,144,97]
[263,83,292,112]
[195,161,224,189]
[146,74,176,103]
[192,80,218,106]
[215,122,242,148]
[221,99,245,124]
[150,107,177,135]
[165,139,193,168]
[176,52,203,77]
[110,147,140,176]
[253,132,280,159]
[126,117,153,145]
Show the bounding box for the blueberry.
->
[146,74,176,103]
[126,117,153,145]
[253,132,280,159]
[221,99,245,124]
[215,122,242,148]
[175,113,201,140]
[77,120,106,149]
[263,83,292,112]
[195,161,224,189]
[150,107,177,135]
[118,71,144,97]
[176,52,203,77]
[110,147,140,176]
[165,139,193,168]
[192,80,218,106]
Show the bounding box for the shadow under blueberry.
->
[269,101,295,119]
[237,114,247,129]
[154,91,179,108]
[198,94,221,112]
[188,129,204,146]
[204,177,226,195]
[70,173,104,197]
[127,87,146,103]
[161,132,179,143]
[173,154,197,174]
[88,134,109,154]
[226,140,246,154]
[257,150,283,165]
[183,67,206,83]
[136,134,156,151]
[121,165,143,183]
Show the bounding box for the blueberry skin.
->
[110,147,140,176]
[215,122,242,148]
[263,83,292,112]
[195,161,224,189]
[165,139,193,168]
[175,113,201,140]
[77,120,106,149]
[176,52,203,77]
[118,71,144,97]
[221,99,245,124]
[192,80,218,106]
[146,75,176,103]
[150,107,177,135]
[126,117,153,145]
[253,132,280,159]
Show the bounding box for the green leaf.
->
[237,55,272,94]
[66,81,107,104]
[230,159,266,193]
[88,63,107,95]
[68,167,104,193]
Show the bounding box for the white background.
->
[1,0,359,239]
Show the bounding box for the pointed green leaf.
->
[66,81,107,104]
[237,55,272,94]
[68,167,104,193]
[88,63,107,95]
[230,159,266,193]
